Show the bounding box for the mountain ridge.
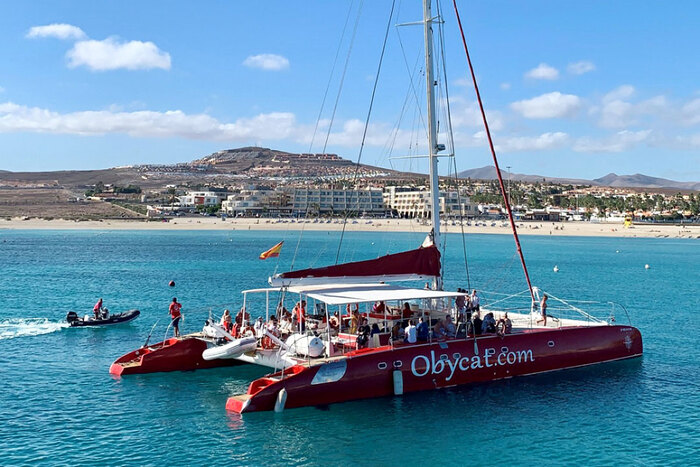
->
[457,166,700,191]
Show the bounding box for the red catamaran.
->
[224,0,643,413]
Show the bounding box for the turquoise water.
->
[0,229,697,465]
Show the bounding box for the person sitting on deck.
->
[253,316,265,337]
[391,320,404,341]
[220,309,233,333]
[433,319,447,339]
[402,302,413,319]
[404,320,417,344]
[279,313,292,336]
[235,307,250,327]
[356,318,371,348]
[471,311,483,336]
[496,312,512,336]
[329,312,340,330]
[445,315,456,338]
[371,323,381,337]
[416,317,429,341]
[482,312,497,334]
[266,315,279,336]
[373,301,386,314]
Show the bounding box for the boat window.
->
[393,360,403,368]
[548,341,555,347]
[378,362,388,370]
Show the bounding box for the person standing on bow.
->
[537,294,548,327]
[169,297,182,337]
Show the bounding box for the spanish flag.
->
[259,241,284,260]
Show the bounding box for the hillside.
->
[0,149,697,191]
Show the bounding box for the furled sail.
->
[269,245,441,286]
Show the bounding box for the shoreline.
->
[0,217,698,239]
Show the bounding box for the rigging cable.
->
[451,0,535,302]
[322,0,365,154]
[307,0,356,153]
[335,0,397,264]
[290,2,361,271]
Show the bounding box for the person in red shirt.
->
[293,300,306,332]
[169,297,182,337]
[93,298,103,319]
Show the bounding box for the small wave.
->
[0,318,69,340]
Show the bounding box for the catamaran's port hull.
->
[226,325,642,413]
[109,337,246,376]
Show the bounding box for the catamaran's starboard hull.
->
[226,325,642,413]
[109,337,246,376]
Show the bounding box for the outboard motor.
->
[66,311,80,324]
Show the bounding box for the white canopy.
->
[242,283,463,306]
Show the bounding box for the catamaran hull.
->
[226,325,642,413]
[109,337,246,376]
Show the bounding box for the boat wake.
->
[0,318,69,340]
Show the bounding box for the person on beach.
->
[169,298,182,337]
[537,295,548,326]
[93,298,104,319]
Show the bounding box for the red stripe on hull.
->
[109,337,245,375]
[227,325,642,413]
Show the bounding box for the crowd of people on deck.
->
[154,283,535,353]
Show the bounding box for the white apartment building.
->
[178,191,223,208]
[383,186,475,218]
[291,188,386,216]
[221,189,291,216]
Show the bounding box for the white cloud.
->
[681,98,700,126]
[0,101,297,140]
[597,90,668,128]
[243,54,290,71]
[26,23,86,40]
[497,132,569,152]
[567,61,596,75]
[524,63,559,80]
[66,38,171,71]
[573,130,651,152]
[449,97,504,131]
[603,85,635,102]
[511,92,581,119]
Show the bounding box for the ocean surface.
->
[0,229,697,466]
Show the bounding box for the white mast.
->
[423,0,442,290]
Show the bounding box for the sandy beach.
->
[0,217,697,239]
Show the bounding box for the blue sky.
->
[0,0,698,181]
